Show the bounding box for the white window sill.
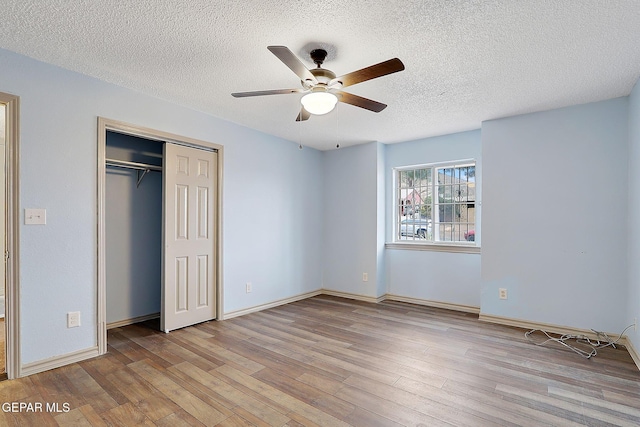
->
[385,242,481,254]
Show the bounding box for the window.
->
[395,161,476,244]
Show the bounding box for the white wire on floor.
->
[525,324,634,359]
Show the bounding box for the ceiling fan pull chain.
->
[336,102,340,149]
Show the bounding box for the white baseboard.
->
[20,347,99,377]
[384,294,480,314]
[223,289,480,319]
[623,337,640,371]
[320,290,482,314]
[321,289,385,304]
[222,290,322,320]
[479,313,623,342]
[107,312,160,329]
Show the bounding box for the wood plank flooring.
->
[1,295,640,426]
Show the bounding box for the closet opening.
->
[97,118,223,355]
[105,132,163,329]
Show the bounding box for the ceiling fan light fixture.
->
[232,46,405,122]
[301,91,338,115]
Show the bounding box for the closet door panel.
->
[197,186,209,239]
[175,257,188,312]
[162,143,217,332]
[196,255,208,308]
[175,184,189,240]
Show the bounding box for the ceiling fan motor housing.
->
[304,68,337,87]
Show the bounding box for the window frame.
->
[390,159,479,253]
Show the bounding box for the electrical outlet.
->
[246,282,252,293]
[67,311,81,328]
[362,272,368,282]
[499,288,508,300]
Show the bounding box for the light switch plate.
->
[25,208,46,225]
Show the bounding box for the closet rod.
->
[105,158,162,172]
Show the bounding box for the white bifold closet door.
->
[162,143,217,332]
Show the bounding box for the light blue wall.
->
[322,142,381,297]
[384,131,482,307]
[481,98,629,332]
[0,48,324,364]
[222,137,324,312]
[628,79,640,350]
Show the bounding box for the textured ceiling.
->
[2,1,640,150]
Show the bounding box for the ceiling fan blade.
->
[267,46,317,84]
[331,58,405,88]
[296,107,311,122]
[231,88,304,98]
[334,90,387,112]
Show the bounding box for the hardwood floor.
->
[1,295,639,426]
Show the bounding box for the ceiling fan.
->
[232,46,405,121]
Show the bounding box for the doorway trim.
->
[97,117,224,355]
[1,92,20,379]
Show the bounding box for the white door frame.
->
[1,92,20,379]
[97,117,223,354]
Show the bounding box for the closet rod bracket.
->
[136,169,151,187]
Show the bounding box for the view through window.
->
[396,161,476,243]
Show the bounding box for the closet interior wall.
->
[105,131,163,327]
